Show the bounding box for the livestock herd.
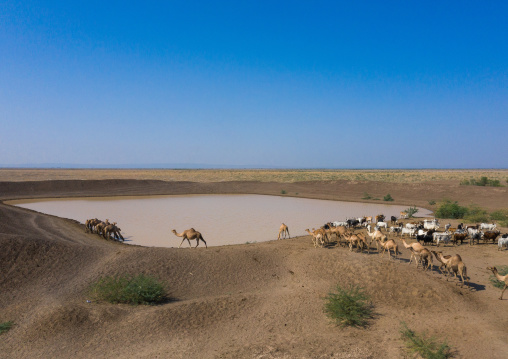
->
[300,214,508,289]
[85,218,124,241]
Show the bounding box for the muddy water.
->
[9,195,432,247]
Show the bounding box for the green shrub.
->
[383,194,394,202]
[490,209,508,222]
[462,176,503,187]
[428,200,436,205]
[434,200,468,219]
[0,321,14,335]
[323,284,373,328]
[464,204,489,223]
[489,266,508,289]
[400,322,452,359]
[404,206,419,218]
[281,189,287,194]
[90,274,167,305]
[362,192,372,200]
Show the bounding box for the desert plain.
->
[1,169,508,358]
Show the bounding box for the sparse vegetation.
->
[489,266,508,289]
[362,192,372,200]
[464,204,489,223]
[428,200,436,205]
[383,193,394,201]
[434,200,468,219]
[2,169,508,184]
[0,321,14,335]
[90,274,167,305]
[460,176,503,187]
[281,189,287,194]
[323,284,373,328]
[400,322,453,359]
[490,209,508,227]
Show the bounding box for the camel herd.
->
[85,218,124,241]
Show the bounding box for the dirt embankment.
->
[1,179,508,358]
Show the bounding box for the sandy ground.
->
[1,178,508,358]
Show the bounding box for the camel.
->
[95,219,110,236]
[487,267,508,299]
[400,238,426,266]
[355,232,369,253]
[85,218,101,233]
[408,247,433,271]
[366,225,387,252]
[431,250,450,275]
[326,225,347,246]
[343,232,363,252]
[305,229,324,248]
[172,228,207,248]
[277,223,290,240]
[104,222,124,241]
[432,251,468,288]
[375,238,400,260]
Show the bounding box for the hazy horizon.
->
[2,2,507,168]
[1,163,507,170]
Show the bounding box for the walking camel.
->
[432,251,468,288]
[375,238,400,260]
[305,229,325,248]
[172,228,207,248]
[487,267,508,300]
[278,223,290,240]
[400,238,429,267]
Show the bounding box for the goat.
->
[452,232,468,246]
[498,234,508,251]
[390,216,397,224]
[467,227,480,237]
[469,232,482,246]
[400,227,416,237]
[480,223,497,231]
[424,221,440,230]
[433,232,452,247]
[376,221,388,230]
[389,225,402,233]
[346,218,360,228]
[483,230,500,244]
[416,233,434,246]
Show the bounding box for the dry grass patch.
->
[1,169,508,183]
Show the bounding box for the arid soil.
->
[1,177,508,358]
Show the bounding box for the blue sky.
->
[1,1,507,168]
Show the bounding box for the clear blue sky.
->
[1,1,507,168]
